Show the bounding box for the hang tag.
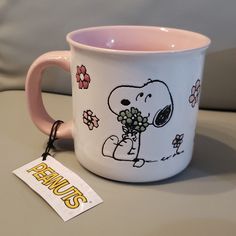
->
[13,156,103,221]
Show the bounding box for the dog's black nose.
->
[120,99,130,106]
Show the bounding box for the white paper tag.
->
[13,156,103,221]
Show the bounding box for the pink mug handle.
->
[25,51,73,139]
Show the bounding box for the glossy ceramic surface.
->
[26,26,210,182]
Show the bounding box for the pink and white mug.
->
[26,26,210,182]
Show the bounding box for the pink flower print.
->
[83,110,99,130]
[189,79,201,108]
[76,65,91,89]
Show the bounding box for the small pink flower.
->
[83,110,99,130]
[76,65,91,89]
[189,79,201,108]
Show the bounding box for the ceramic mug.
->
[26,25,210,182]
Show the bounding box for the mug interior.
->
[67,26,210,53]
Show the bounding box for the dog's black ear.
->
[153,104,173,128]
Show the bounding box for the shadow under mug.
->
[25,25,211,182]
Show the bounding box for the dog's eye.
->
[135,92,144,101]
[144,94,152,102]
[153,105,172,127]
[120,99,130,106]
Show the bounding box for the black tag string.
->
[42,120,64,161]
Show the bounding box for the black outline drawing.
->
[102,79,174,168]
[83,109,99,130]
[172,133,184,156]
[189,79,201,108]
[161,133,184,161]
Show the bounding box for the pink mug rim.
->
[66,25,211,55]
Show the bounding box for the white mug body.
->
[67,26,210,182]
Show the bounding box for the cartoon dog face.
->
[108,80,174,127]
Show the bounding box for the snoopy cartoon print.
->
[102,79,174,168]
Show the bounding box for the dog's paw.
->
[114,138,135,160]
[102,135,119,157]
[133,159,145,168]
